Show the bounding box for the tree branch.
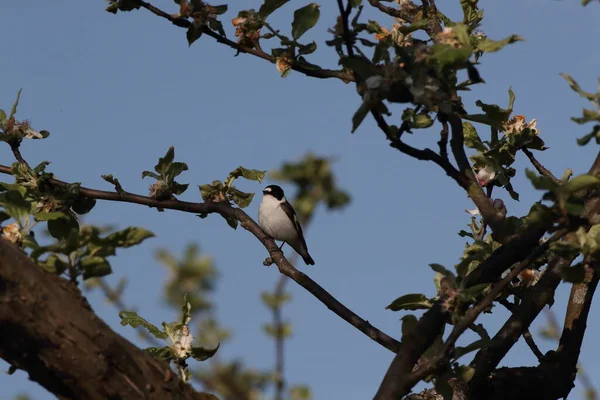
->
[446,113,506,237]
[498,298,544,362]
[521,148,561,185]
[0,164,400,353]
[132,0,353,82]
[469,150,600,394]
[0,239,217,400]
[336,0,354,58]
[366,0,415,22]
[374,229,566,399]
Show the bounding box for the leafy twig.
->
[0,163,401,353]
[131,0,353,82]
[375,229,567,399]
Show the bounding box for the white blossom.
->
[172,325,193,358]
[465,208,481,216]
[476,165,496,186]
[502,115,539,136]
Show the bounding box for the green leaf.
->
[208,20,226,37]
[144,346,176,361]
[259,0,289,18]
[454,339,491,360]
[0,109,6,125]
[431,44,472,67]
[429,263,456,280]
[119,311,168,339]
[212,4,228,15]
[261,291,292,310]
[351,101,373,133]
[81,256,112,279]
[561,174,600,195]
[298,41,317,55]
[166,162,189,181]
[34,211,66,221]
[561,73,596,101]
[457,365,476,383]
[71,197,96,215]
[577,125,600,146]
[9,88,23,119]
[48,215,79,240]
[191,343,220,361]
[458,283,490,301]
[187,23,203,46]
[291,3,320,40]
[465,87,515,128]
[339,57,379,81]
[222,215,238,229]
[142,171,161,180]
[386,293,433,311]
[411,114,434,129]
[104,227,155,248]
[228,187,255,208]
[525,169,559,191]
[462,122,487,152]
[397,18,428,35]
[37,254,69,275]
[225,166,266,186]
[155,147,176,175]
[180,294,192,325]
[476,35,523,53]
[572,108,600,125]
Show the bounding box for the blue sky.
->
[1,0,599,399]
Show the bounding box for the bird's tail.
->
[302,253,315,266]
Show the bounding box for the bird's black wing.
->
[280,201,309,251]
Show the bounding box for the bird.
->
[258,184,315,265]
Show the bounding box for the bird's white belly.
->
[259,203,298,244]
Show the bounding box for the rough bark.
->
[0,239,217,400]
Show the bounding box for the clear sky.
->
[1,1,600,399]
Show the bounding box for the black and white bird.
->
[258,184,315,265]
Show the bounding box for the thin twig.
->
[522,148,561,185]
[0,163,401,353]
[336,0,354,58]
[498,298,544,362]
[10,143,30,169]
[132,0,353,82]
[366,0,414,22]
[437,120,449,159]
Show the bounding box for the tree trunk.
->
[0,239,217,400]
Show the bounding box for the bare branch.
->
[336,0,354,58]
[522,148,561,185]
[0,164,400,353]
[498,298,544,362]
